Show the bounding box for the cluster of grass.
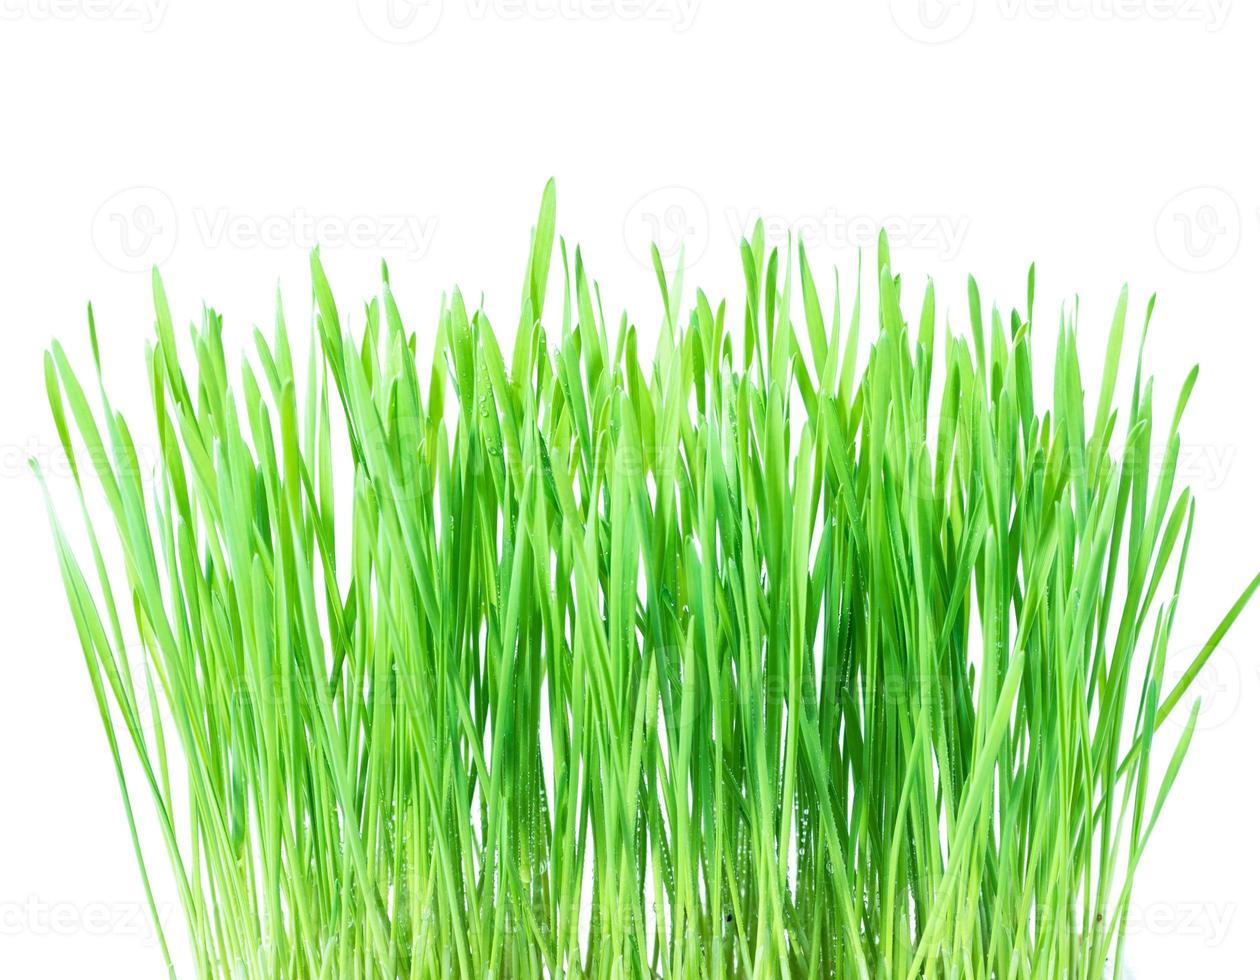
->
[38,182,1259,979]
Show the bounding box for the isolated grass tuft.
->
[38,182,1260,979]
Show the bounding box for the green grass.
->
[37,181,1260,979]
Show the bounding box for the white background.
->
[2,1,1258,976]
